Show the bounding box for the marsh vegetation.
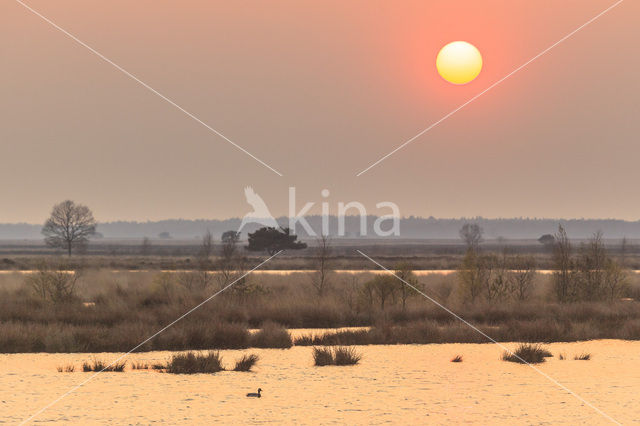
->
[0,225,638,353]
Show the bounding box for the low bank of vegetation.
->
[1,225,639,353]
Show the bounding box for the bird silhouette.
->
[246,388,262,398]
[238,187,279,232]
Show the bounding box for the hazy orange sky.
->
[2,0,638,223]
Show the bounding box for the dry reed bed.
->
[1,270,639,353]
[58,351,260,374]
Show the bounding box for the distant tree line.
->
[6,215,640,240]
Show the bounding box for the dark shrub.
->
[451,355,463,363]
[165,351,224,374]
[333,346,362,365]
[233,354,259,371]
[56,364,75,372]
[502,343,550,364]
[312,347,334,366]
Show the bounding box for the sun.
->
[436,41,483,85]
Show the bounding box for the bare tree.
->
[140,237,151,256]
[620,236,629,268]
[577,231,607,301]
[200,229,214,261]
[394,263,419,311]
[603,258,628,300]
[552,225,574,302]
[42,200,97,256]
[341,274,362,314]
[483,254,509,302]
[458,249,488,302]
[459,223,484,250]
[509,255,537,301]
[310,234,332,297]
[26,261,82,303]
[216,231,246,291]
[180,229,216,291]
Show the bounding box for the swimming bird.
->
[246,388,262,398]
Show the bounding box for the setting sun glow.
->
[436,41,483,85]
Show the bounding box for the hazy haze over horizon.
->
[2,0,638,223]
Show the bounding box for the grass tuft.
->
[131,361,149,370]
[312,347,334,366]
[558,353,565,360]
[233,354,260,372]
[165,351,224,374]
[56,364,75,372]
[502,343,550,364]
[313,346,362,366]
[574,353,591,360]
[334,346,362,365]
[451,354,463,363]
[82,358,126,372]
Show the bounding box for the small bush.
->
[131,361,149,370]
[312,347,334,366]
[82,358,126,372]
[313,346,361,366]
[502,343,550,364]
[559,353,565,360]
[26,267,80,303]
[574,353,591,360]
[250,322,292,348]
[57,364,75,372]
[334,347,362,365]
[165,351,224,374]
[451,355,463,363]
[233,354,259,372]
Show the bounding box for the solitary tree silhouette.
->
[42,200,96,256]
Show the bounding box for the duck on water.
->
[246,388,262,398]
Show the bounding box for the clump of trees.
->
[42,200,96,256]
[359,265,420,311]
[246,227,307,255]
[552,226,628,302]
[457,223,629,304]
[457,223,537,302]
[458,251,537,303]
